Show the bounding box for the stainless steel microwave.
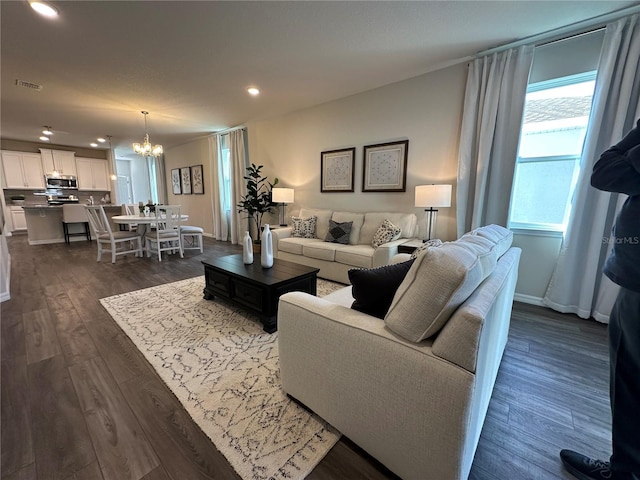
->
[45,175,78,189]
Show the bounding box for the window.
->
[219,134,232,214]
[508,71,597,232]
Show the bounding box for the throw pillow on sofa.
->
[291,215,317,238]
[385,234,498,342]
[349,258,415,319]
[371,219,402,248]
[410,238,443,259]
[325,219,353,244]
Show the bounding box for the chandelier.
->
[132,111,163,157]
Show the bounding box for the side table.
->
[398,239,424,254]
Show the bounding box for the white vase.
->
[261,224,273,268]
[242,231,253,264]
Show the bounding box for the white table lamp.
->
[415,184,452,241]
[271,187,294,226]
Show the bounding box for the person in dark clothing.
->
[561,118,640,480]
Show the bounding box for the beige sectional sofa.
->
[272,208,418,284]
[277,225,520,480]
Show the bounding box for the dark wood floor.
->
[1,234,610,480]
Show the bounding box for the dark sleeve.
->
[591,144,640,196]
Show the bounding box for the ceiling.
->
[2,1,638,159]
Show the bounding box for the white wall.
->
[164,136,213,235]
[247,63,467,241]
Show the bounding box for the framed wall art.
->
[181,167,192,195]
[191,164,204,194]
[362,140,409,192]
[171,168,182,195]
[320,147,355,192]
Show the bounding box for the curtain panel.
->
[543,15,640,323]
[208,134,228,241]
[456,46,534,237]
[208,129,249,244]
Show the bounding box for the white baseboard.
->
[513,292,545,306]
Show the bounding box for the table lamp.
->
[271,187,294,226]
[415,184,452,241]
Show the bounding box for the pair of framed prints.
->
[320,140,408,193]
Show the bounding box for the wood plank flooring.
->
[1,234,610,479]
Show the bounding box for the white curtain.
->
[543,15,640,323]
[457,46,535,237]
[209,129,248,244]
[208,134,228,241]
[228,129,249,244]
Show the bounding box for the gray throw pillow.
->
[325,219,353,244]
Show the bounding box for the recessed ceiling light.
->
[97,137,106,143]
[247,87,260,96]
[39,136,50,141]
[42,126,53,135]
[29,1,59,18]
[90,142,99,148]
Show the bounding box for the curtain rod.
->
[211,125,246,137]
[475,4,640,58]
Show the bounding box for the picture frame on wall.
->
[362,140,409,192]
[320,147,355,192]
[171,168,182,195]
[191,164,204,194]
[181,167,192,195]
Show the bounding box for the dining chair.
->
[145,205,184,261]
[180,225,204,253]
[85,205,142,263]
[119,203,139,231]
[62,204,91,244]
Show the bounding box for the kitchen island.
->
[22,204,122,245]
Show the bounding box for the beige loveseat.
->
[272,208,418,284]
[278,225,520,480]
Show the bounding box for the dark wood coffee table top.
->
[201,254,320,333]
[202,254,319,285]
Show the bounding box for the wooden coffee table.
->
[201,254,320,333]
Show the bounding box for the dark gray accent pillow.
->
[348,258,415,319]
[325,219,353,244]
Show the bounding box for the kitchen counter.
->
[22,203,122,209]
[23,204,123,245]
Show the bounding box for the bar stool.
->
[180,225,204,253]
[62,204,91,244]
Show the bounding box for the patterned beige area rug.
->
[100,276,344,480]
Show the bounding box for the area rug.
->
[100,276,344,480]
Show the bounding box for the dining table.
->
[112,213,189,250]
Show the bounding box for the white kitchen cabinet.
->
[10,206,26,231]
[1,151,45,189]
[40,149,77,176]
[76,157,110,191]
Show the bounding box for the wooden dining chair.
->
[85,205,142,263]
[145,205,184,261]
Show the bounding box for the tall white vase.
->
[261,224,273,268]
[242,231,253,264]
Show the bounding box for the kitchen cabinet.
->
[1,150,45,189]
[40,149,77,176]
[76,157,110,191]
[10,206,26,231]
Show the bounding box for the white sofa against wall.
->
[272,208,418,284]
[278,224,520,480]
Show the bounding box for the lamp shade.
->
[415,184,452,208]
[272,187,294,203]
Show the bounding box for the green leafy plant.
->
[237,164,279,241]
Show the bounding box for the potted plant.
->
[237,164,278,246]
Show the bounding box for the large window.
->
[508,71,597,232]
